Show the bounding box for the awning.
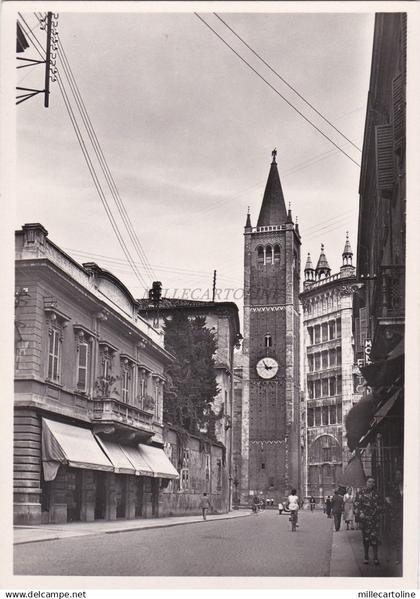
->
[138,444,179,479]
[120,445,153,476]
[358,389,402,446]
[42,418,113,481]
[336,452,366,488]
[95,436,137,475]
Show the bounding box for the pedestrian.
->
[343,487,355,530]
[325,496,332,518]
[354,476,383,565]
[331,490,344,531]
[278,500,284,515]
[287,488,300,530]
[310,496,316,512]
[252,494,260,513]
[200,492,211,520]
[385,469,403,565]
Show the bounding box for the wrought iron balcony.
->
[374,265,405,319]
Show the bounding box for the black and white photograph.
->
[2,0,419,589]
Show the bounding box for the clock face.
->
[256,357,279,379]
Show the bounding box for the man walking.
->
[331,490,344,531]
[200,493,211,520]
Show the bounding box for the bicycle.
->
[289,509,298,531]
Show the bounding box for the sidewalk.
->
[330,525,403,578]
[14,509,252,546]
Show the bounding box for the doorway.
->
[94,471,107,520]
[115,475,127,519]
[66,469,82,522]
[135,478,143,518]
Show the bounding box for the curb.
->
[14,511,252,545]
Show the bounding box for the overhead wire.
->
[194,13,361,168]
[213,13,362,153]
[18,14,148,291]
[56,37,157,282]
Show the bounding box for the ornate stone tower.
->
[240,150,301,503]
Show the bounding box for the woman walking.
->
[385,470,403,565]
[343,487,355,530]
[354,477,383,565]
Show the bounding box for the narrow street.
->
[14,511,333,577]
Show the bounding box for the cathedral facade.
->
[235,151,301,504]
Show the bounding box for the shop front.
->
[41,418,179,524]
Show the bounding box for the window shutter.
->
[77,344,88,389]
[392,74,405,144]
[375,124,394,191]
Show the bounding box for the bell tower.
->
[240,150,301,503]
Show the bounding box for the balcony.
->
[374,265,405,320]
[90,397,155,440]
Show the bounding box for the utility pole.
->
[44,12,52,107]
[212,270,217,302]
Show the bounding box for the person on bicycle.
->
[287,488,300,530]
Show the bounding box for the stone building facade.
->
[138,298,241,510]
[236,150,301,504]
[14,224,227,524]
[347,12,406,499]
[300,237,362,500]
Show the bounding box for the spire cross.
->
[321,243,324,252]
[271,148,277,163]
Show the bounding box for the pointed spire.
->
[245,206,252,230]
[295,215,300,236]
[304,252,314,271]
[257,149,288,227]
[316,243,331,279]
[342,231,353,262]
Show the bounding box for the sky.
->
[16,9,375,313]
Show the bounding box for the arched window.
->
[308,435,341,464]
[274,244,280,263]
[265,334,272,348]
[265,245,273,265]
[257,246,264,264]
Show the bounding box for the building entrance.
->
[115,475,127,519]
[66,469,82,522]
[94,471,106,520]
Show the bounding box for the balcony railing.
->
[91,397,154,432]
[377,265,405,318]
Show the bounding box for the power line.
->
[194,13,361,168]
[19,15,148,291]
[56,37,156,282]
[213,13,361,153]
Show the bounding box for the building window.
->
[322,351,329,369]
[308,355,313,372]
[322,323,328,342]
[308,327,314,345]
[336,318,342,338]
[329,405,337,424]
[322,446,331,462]
[337,375,342,394]
[265,245,273,265]
[307,408,314,427]
[330,377,336,396]
[315,407,321,426]
[307,380,314,399]
[314,380,321,398]
[120,356,135,404]
[322,406,329,425]
[77,341,89,392]
[261,463,265,470]
[336,346,342,365]
[337,403,342,423]
[180,468,189,491]
[265,334,272,348]
[314,325,320,344]
[314,353,321,371]
[329,348,336,367]
[47,326,61,382]
[257,246,264,264]
[322,379,329,397]
[329,320,336,340]
[274,245,280,263]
